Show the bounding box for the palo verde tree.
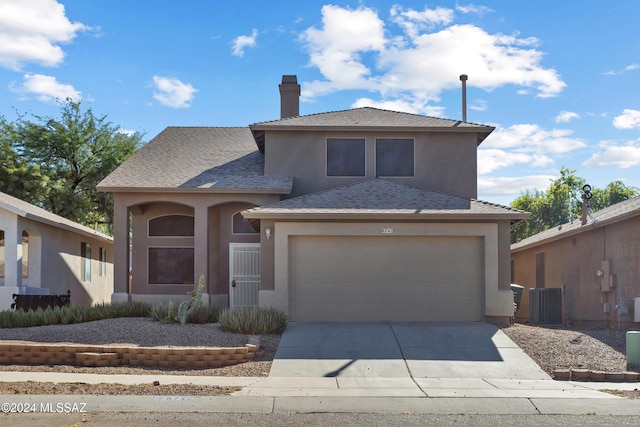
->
[0,100,143,234]
[510,167,639,243]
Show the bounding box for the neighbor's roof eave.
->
[511,209,639,252]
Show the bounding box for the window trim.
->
[374,137,416,178]
[325,137,366,178]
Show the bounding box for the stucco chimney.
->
[279,75,300,118]
[460,74,468,122]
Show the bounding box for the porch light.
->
[265,227,272,240]
[596,269,604,277]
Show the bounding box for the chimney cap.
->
[281,75,298,84]
[459,74,468,81]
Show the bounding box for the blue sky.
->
[1,0,639,205]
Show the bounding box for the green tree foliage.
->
[510,167,639,243]
[0,100,143,234]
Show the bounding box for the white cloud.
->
[0,0,87,70]
[152,76,198,108]
[483,124,586,154]
[613,109,640,129]
[470,99,487,112]
[300,5,386,97]
[626,63,640,71]
[351,97,446,117]
[583,140,640,168]
[477,149,548,175]
[555,111,580,123]
[231,29,258,57]
[477,124,585,175]
[478,174,555,197]
[9,73,81,103]
[299,4,566,111]
[390,5,454,38]
[456,4,493,16]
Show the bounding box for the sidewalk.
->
[2,370,640,415]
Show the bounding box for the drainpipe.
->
[460,74,468,122]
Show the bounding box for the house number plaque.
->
[381,227,394,234]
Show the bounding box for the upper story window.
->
[376,138,414,177]
[326,138,365,177]
[149,215,194,237]
[232,211,258,234]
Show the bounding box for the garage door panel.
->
[289,235,483,322]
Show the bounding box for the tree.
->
[510,168,639,243]
[0,100,143,234]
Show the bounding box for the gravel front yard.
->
[0,318,637,397]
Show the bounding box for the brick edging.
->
[0,341,260,368]
[553,368,639,382]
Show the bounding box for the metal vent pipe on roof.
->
[459,74,468,122]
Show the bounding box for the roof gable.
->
[249,107,494,150]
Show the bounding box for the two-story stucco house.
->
[98,75,527,325]
[0,190,114,310]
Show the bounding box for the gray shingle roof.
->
[243,179,528,220]
[250,107,494,147]
[251,107,491,129]
[511,195,640,251]
[0,191,112,242]
[97,127,292,193]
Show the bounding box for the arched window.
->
[232,212,258,234]
[21,231,28,278]
[149,215,194,236]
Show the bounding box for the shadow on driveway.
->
[268,322,549,380]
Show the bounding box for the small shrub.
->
[0,301,153,328]
[218,306,287,335]
[187,305,218,324]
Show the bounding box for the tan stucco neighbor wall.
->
[0,212,113,310]
[112,192,278,308]
[259,221,513,322]
[264,131,478,199]
[511,215,640,326]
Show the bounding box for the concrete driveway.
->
[269,322,549,380]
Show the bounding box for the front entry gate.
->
[229,243,260,307]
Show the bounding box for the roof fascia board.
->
[96,186,293,195]
[242,212,529,221]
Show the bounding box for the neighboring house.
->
[511,196,640,326]
[0,191,114,310]
[98,75,527,325]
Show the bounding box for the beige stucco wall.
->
[259,221,513,323]
[511,215,640,325]
[264,131,478,199]
[0,211,113,309]
[112,192,278,308]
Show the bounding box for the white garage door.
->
[289,235,484,321]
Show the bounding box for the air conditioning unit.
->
[529,288,562,324]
